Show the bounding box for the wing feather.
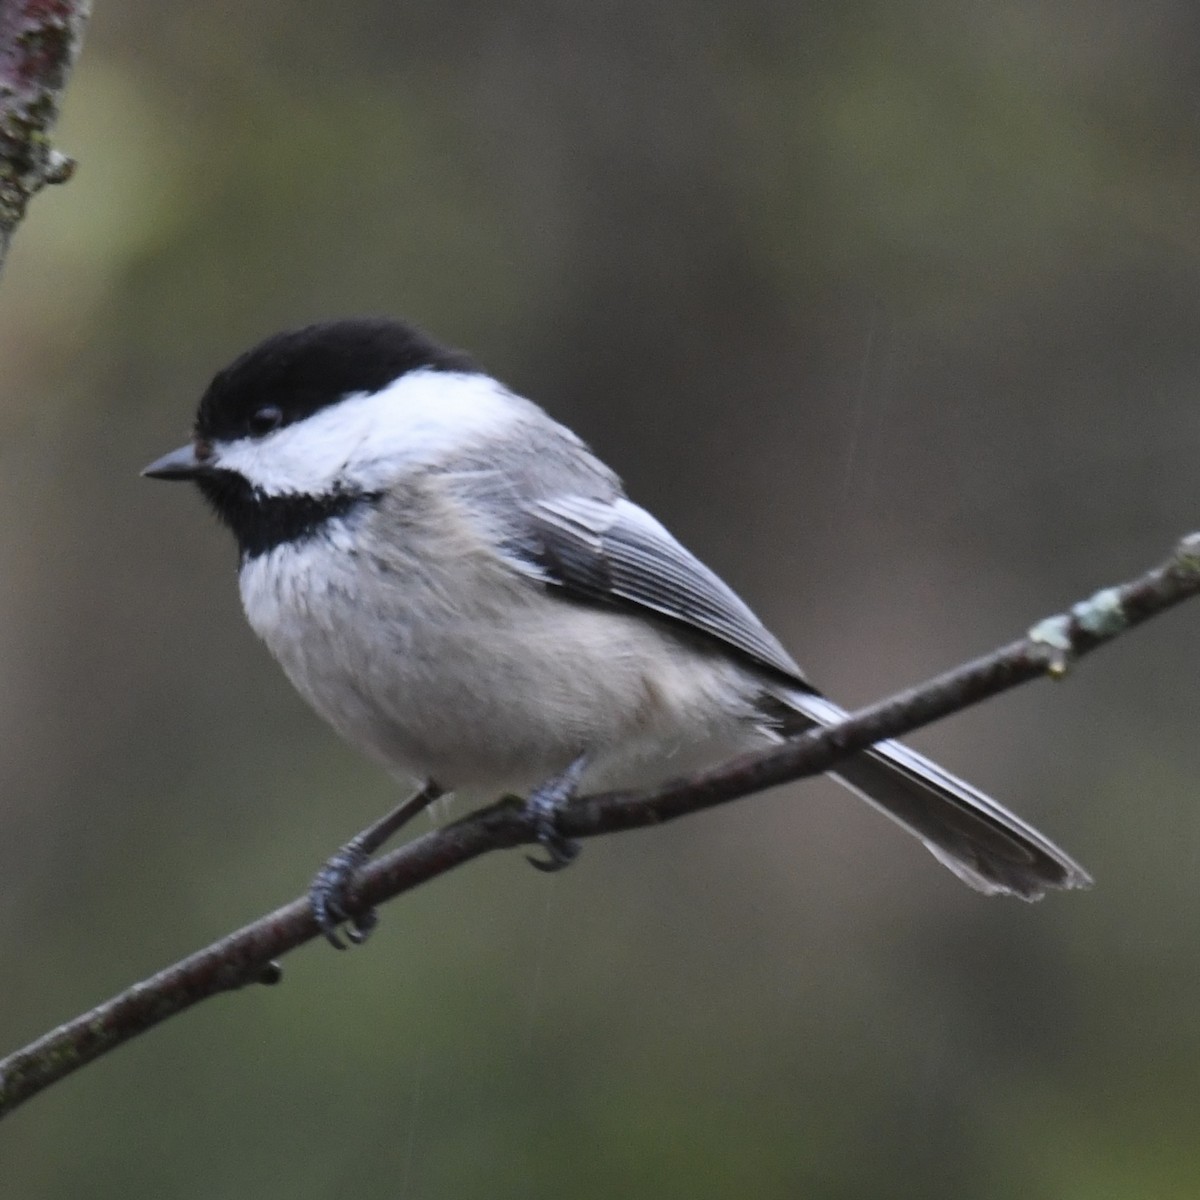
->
[514,494,810,686]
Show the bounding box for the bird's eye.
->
[248,404,283,437]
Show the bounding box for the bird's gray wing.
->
[505,492,1091,900]
[507,494,812,687]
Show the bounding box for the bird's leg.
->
[310,778,444,949]
[525,753,588,873]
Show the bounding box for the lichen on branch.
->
[0,0,91,273]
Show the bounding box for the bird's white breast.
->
[237,483,768,794]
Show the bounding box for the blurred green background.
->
[4,1,1200,1196]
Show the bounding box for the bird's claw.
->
[343,908,379,945]
[309,841,376,950]
[307,780,442,950]
[526,834,581,872]
[524,754,587,872]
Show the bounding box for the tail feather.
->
[784,692,1092,899]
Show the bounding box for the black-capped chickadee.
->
[144,317,1091,945]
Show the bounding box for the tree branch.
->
[0,0,91,275]
[3,531,1200,1119]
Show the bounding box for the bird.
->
[143,316,1091,946]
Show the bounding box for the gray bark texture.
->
[0,0,90,274]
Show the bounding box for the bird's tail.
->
[781,691,1092,899]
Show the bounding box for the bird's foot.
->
[309,839,378,950]
[309,779,442,949]
[525,754,587,873]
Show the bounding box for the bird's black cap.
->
[194,317,477,444]
[145,317,476,559]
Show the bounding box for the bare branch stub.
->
[0,0,91,271]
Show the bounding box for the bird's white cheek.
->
[211,371,525,498]
[214,431,361,497]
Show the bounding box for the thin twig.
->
[2,531,1199,1119]
[0,0,91,275]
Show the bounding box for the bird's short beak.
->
[142,443,209,481]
